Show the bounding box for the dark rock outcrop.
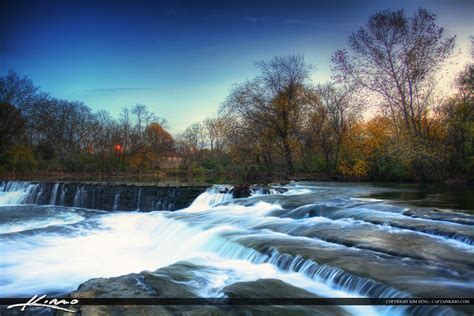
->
[222,279,348,315]
[230,184,251,198]
[55,262,348,316]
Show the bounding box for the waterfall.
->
[73,185,87,207]
[269,188,280,195]
[136,188,142,210]
[251,187,281,196]
[0,181,41,205]
[34,183,44,204]
[49,183,60,205]
[186,185,233,211]
[0,181,206,211]
[113,192,120,211]
[60,185,67,205]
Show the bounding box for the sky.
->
[1,0,472,134]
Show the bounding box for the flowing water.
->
[0,181,473,315]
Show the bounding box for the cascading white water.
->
[73,185,87,207]
[136,188,142,210]
[113,192,120,211]
[0,181,472,316]
[0,181,41,205]
[34,184,44,204]
[60,185,67,205]
[0,180,204,211]
[0,202,382,315]
[186,185,233,211]
[50,183,60,205]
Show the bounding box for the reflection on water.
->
[367,183,474,213]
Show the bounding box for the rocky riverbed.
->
[1,181,473,316]
[55,261,346,316]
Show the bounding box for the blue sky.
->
[1,0,472,133]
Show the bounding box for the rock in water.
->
[55,263,348,316]
[231,184,251,198]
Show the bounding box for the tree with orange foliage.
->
[339,116,413,179]
[145,123,175,154]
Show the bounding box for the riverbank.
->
[0,171,212,186]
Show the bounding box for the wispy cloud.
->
[207,14,357,28]
[208,14,242,20]
[283,19,359,28]
[242,16,272,23]
[208,14,271,23]
[84,88,158,93]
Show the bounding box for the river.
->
[0,181,473,315]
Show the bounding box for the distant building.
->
[159,151,182,169]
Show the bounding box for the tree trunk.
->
[333,136,342,171]
[282,138,294,174]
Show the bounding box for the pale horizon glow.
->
[0,0,472,134]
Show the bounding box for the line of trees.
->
[177,8,473,181]
[0,73,175,173]
[1,7,472,181]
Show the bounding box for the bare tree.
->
[222,54,313,174]
[204,116,232,151]
[316,83,362,169]
[0,71,43,115]
[0,103,26,153]
[176,123,206,168]
[332,8,455,137]
[0,71,48,144]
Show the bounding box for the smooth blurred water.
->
[0,181,473,316]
